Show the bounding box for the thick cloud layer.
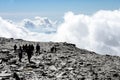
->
[0,17,55,41]
[0,17,29,38]
[55,10,120,55]
[0,9,120,56]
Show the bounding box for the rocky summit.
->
[0,37,120,80]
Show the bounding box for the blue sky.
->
[0,0,120,20]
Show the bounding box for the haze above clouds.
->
[0,10,120,56]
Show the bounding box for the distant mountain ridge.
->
[21,17,57,33]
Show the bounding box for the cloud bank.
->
[20,17,57,33]
[0,9,120,56]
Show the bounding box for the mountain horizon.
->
[1,9,120,56]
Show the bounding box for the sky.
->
[0,0,120,56]
[0,0,120,20]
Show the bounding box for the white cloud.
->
[0,17,28,38]
[54,10,120,56]
[0,17,55,42]
[53,12,90,48]
[19,17,57,33]
[0,10,120,56]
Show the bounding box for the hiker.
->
[18,46,23,62]
[14,44,17,52]
[36,44,40,54]
[26,44,33,63]
[24,44,28,52]
[31,44,34,52]
[51,46,56,53]
[22,45,25,52]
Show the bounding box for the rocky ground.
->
[0,37,120,80]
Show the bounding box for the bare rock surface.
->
[0,37,120,80]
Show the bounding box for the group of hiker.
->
[14,44,40,63]
[11,44,57,80]
[14,43,57,63]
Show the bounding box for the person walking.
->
[18,46,23,62]
[14,44,17,52]
[36,44,40,54]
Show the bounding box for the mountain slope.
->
[0,37,120,80]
